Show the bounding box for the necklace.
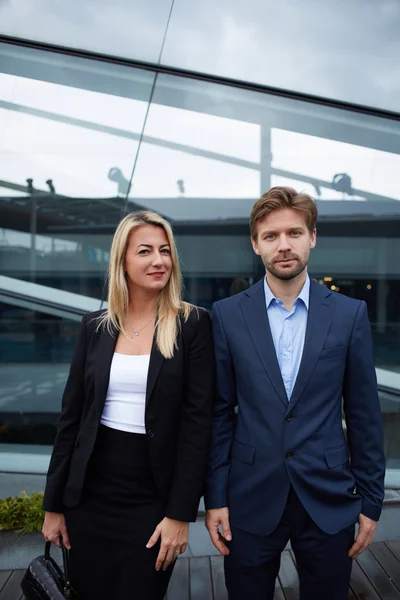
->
[126,315,156,338]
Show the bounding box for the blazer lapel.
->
[95,323,164,420]
[95,323,118,420]
[288,280,334,413]
[240,279,288,407]
[146,336,165,406]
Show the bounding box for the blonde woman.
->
[41,211,215,600]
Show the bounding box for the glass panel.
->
[0,0,173,63]
[163,0,400,113]
[0,303,79,444]
[0,43,155,456]
[0,42,399,491]
[128,72,400,483]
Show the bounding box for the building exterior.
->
[0,1,399,487]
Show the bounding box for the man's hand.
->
[348,514,377,560]
[206,508,232,556]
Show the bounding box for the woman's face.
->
[124,225,173,294]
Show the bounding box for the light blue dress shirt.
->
[264,276,310,401]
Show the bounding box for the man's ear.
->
[251,236,261,256]
[310,228,317,249]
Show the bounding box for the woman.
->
[42,210,215,599]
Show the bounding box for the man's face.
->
[251,208,316,281]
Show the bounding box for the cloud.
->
[162,0,400,112]
[0,0,173,62]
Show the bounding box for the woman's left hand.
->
[146,517,189,571]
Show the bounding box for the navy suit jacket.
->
[205,277,385,536]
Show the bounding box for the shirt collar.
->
[264,275,310,310]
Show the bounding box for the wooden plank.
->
[190,557,213,600]
[386,541,400,563]
[166,557,189,600]
[0,570,24,600]
[369,542,400,591]
[350,560,380,599]
[0,573,12,593]
[278,551,299,600]
[357,548,400,600]
[210,556,228,600]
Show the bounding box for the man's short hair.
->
[250,186,318,239]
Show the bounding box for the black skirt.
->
[64,425,175,600]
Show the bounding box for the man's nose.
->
[277,235,291,252]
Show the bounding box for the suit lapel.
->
[95,323,118,420]
[240,280,288,407]
[145,335,165,406]
[288,280,334,413]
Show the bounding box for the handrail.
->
[0,275,103,320]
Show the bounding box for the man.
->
[205,187,385,600]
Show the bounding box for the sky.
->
[1,0,400,111]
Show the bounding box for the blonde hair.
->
[250,186,318,239]
[97,210,193,359]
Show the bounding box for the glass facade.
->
[0,0,174,63]
[0,28,399,484]
[1,0,400,111]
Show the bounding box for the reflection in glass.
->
[163,0,400,112]
[129,73,400,382]
[0,0,173,64]
[0,39,399,491]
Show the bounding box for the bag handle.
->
[44,536,73,589]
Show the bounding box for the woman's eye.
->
[139,249,149,255]
[161,249,171,254]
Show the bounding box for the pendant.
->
[132,330,139,337]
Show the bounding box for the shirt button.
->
[147,429,155,439]
[286,452,293,460]
[284,351,289,356]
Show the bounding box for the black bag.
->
[21,538,78,599]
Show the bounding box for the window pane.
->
[1,41,399,491]
[128,74,400,475]
[0,0,173,63]
[0,43,154,457]
[163,0,400,112]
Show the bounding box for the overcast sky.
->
[1,0,400,111]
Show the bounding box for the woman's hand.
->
[146,517,189,571]
[42,512,71,550]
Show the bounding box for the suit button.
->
[286,413,294,422]
[147,429,155,439]
[286,452,293,460]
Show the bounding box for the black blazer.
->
[42,307,215,522]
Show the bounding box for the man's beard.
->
[265,254,308,281]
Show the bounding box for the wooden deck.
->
[1,541,400,599]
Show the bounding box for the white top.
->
[100,353,150,434]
